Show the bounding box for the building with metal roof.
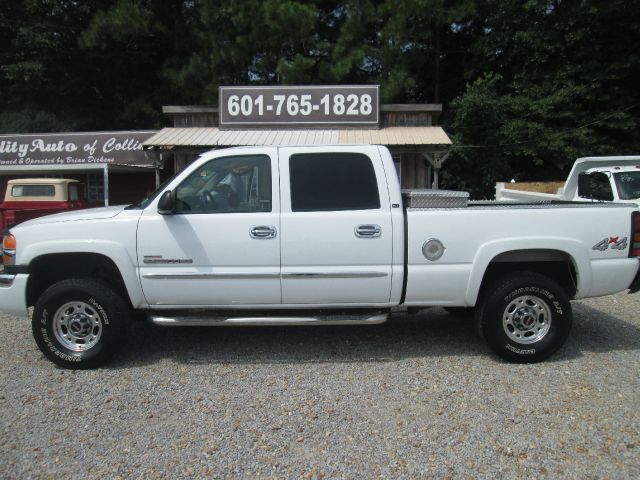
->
[144,101,452,189]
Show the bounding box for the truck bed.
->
[401,190,638,307]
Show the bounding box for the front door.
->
[279,146,394,306]
[137,150,281,307]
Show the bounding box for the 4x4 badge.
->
[592,237,628,251]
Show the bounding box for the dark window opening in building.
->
[87,174,104,202]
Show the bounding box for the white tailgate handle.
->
[250,225,277,239]
[355,224,381,238]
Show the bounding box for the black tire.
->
[444,307,474,318]
[32,278,130,369]
[475,271,572,363]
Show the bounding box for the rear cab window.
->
[613,171,640,200]
[11,185,56,197]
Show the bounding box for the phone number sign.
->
[219,85,379,128]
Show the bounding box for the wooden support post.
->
[422,151,450,189]
[103,165,109,207]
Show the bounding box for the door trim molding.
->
[282,272,388,279]
[142,272,280,280]
[142,271,388,280]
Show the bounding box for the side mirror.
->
[157,190,175,215]
[577,172,614,201]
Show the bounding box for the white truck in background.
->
[1,146,639,369]
[496,156,640,207]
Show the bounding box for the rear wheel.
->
[475,271,572,363]
[32,278,129,369]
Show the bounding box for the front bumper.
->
[630,260,640,294]
[0,273,28,317]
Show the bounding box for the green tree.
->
[0,0,197,132]
[3,0,639,198]
[0,1,100,132]
[442,0,640,198]
[176,0,339,103]
[79,0,197,128]
[175,0,478,104]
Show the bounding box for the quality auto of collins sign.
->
[0,131,157,167]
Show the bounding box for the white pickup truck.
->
[1,145,639,368]
[496,156,640,206]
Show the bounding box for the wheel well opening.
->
[26,253,129,307]
[479,249,578,301]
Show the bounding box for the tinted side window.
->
[289,153,380,211]
[175,155,272,213]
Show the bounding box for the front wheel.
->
[475,272,572,363]
[32,278,129,369]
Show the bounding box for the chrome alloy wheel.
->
[53,301,103,352]
[502,295,552,344]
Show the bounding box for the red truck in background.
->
[0,179,88,239]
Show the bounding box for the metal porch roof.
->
[143,126,451,148]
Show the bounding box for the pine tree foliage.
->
[1,1,639,195]
[442,0,640,197]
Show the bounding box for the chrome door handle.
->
[355,224,381,238]
[250,225,277,239]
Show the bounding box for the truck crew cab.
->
[1,146,639,368]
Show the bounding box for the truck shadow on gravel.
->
[557,302,640,361]
[113,310,482,368]
[107,303,640,368]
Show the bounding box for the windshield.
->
[613,171,640,200]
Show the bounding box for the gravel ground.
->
[1,292,639,479]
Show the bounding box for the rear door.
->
[279,146,393,306]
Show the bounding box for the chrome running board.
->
[149,312,388,327]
